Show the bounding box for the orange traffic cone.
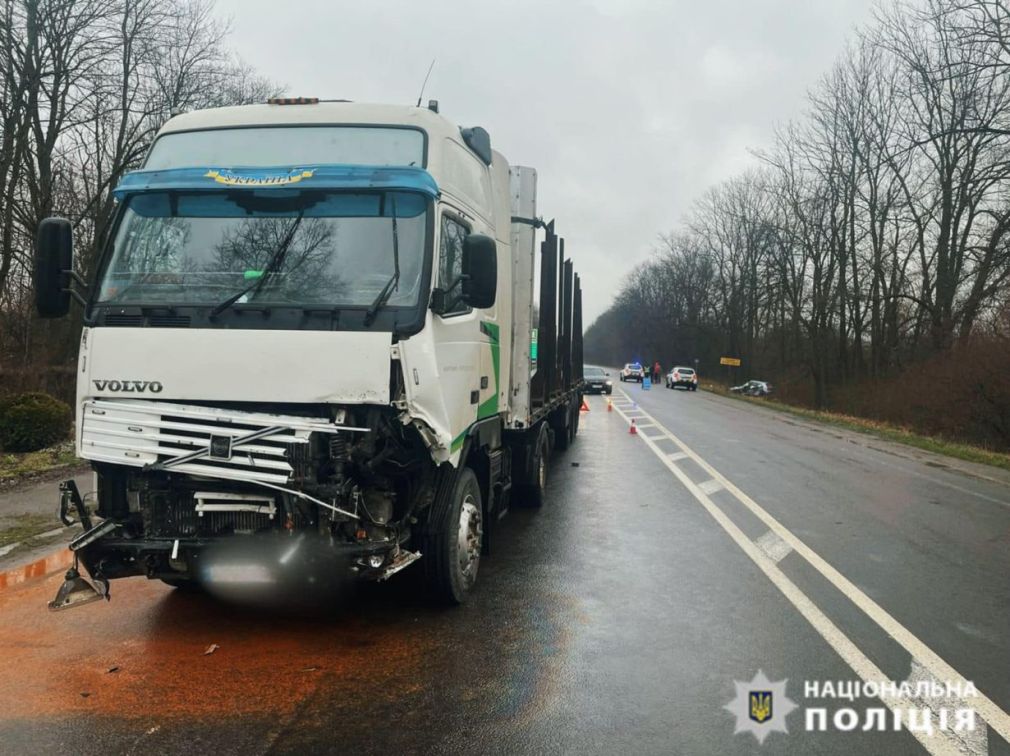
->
[580,397,590,412]
[629,419,638,435]
[607,398,613,412]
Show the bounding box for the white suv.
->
[666,366,698,391]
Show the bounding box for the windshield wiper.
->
[363,197,400,326]
[209,212,305,318]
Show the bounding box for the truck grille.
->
[81,399,340,485]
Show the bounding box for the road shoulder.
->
[700,389,1010,491]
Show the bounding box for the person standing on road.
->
[652,361,661,384]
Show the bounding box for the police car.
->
[620,363,645,382]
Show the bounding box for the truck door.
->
[430,209,483,454]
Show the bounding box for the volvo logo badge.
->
[92,380,163,393]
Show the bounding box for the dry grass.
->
[0,513,58,548]
[0,439,80,482]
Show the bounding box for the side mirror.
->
[461,234,496,309]
[35,218,74,318]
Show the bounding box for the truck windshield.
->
[96,190,428,308]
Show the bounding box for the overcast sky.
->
[214,0,878,324]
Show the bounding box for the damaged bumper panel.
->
[56,526,419,610]
[78,534,400,579]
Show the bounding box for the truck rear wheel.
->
[424,467,483,605]
[517,431,549,508]
[552,404,572,452]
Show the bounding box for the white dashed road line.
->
[612,389,1005,754]
[755,530,793,564]
[697,479,723,495]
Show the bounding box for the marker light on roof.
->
[267,97,319,105]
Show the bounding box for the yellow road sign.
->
[720,356,741,367]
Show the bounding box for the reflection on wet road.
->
[2,391,1009,754]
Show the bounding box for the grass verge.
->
[0,513,59,548]
[0,439,79,483]
[705,384,1010,474]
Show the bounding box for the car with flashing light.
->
[584,366,613,394]
[620,362,644,382]
[666,366,698,391]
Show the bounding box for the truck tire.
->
[524,432,550,507]
[424,467,483,605]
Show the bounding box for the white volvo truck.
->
[35,99,585,608]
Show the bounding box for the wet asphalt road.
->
[1,388,1009,755]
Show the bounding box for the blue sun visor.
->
[112,164,439,201]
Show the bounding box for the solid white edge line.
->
[613,390,1005,750]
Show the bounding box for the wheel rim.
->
[457,494,482,581]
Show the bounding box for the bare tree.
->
[0,0,281,375]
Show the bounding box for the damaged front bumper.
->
[50,481,420,610]
[50,398,429,609]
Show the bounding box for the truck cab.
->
[37,100,584,609]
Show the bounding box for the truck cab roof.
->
[160,102,454,142]
[152,102,510,236]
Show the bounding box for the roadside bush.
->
[0,392,73,452]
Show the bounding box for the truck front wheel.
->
[424,467,483,605]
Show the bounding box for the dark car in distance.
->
[730,380,773,396]
[584,366,613,394]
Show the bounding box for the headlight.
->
[605,380,612,385]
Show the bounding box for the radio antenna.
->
[415,58,436,107]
